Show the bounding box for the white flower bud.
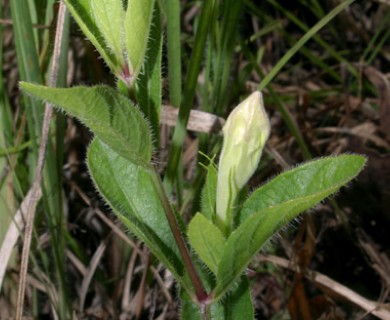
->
[216,91,270,235]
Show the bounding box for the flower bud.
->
[216,91,270,235]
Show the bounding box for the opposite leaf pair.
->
[64,0,155,84]
[188,154,365,301]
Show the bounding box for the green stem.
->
[149,165,208,302]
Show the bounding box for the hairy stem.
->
[149,165,208,302]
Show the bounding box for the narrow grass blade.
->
[136,4,162,146]
[164,0,214,192]
[258,0,356,91]
[11,4,71,317]
[163,0,182,107]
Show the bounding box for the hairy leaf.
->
[181,277,253,319]
[90,0,125,64]
[63,0,121,74]
[223,277,254,320]
[87,138,184,278]
[214,155,366,298]
[125,0,155,78]
[188,213,225,274]
[239,155,366,223]
[201,160,218,221]
[20,82,152,166]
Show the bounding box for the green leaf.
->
[214,155,366,298]
[239,154,366,223]
[20,82,152,166]
[223,277,254,320]
[136,4,162,146]
[125,0,155,79]
[200,160,218,221]
[181,300,225,320]
[63,0,121,74]
[87,138,184,278]
[90,0,125,65]
[180,277,253,319]
[187,213,225,274]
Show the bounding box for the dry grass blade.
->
[134,251,150,319]
[15,3,67,319]
[70,180,174,315]
[363,66,390,141]
[259,254,390,320]
[161,104,225,134]
[79,238,109,312]
[0,188,41,289]
[68,180,142,254]
[121,244,141,315]
[315,123,390,149]
[357,230,390,289]
[66,250,88,276]
[68,178,175,317]
[28,272,59,317]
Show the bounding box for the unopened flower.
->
[216,91,270,235]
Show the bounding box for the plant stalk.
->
[149,165,208,302]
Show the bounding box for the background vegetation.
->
[1,0,389,319]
